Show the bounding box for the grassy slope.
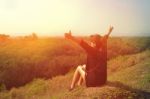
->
[0,37,149,89]
[0,50,150,99]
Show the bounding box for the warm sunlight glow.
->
[0,0,150,36]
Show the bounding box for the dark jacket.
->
[80,35,108,87]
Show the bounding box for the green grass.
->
[0,37,85,89]
[0,49,150,99]
[0,36,150,89]
[0,36,150,99]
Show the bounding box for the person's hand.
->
[108,26,114,33]
[65,32,73,40]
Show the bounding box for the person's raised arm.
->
[64,32,82,44]
[65,32,95,54]
[105,26,114,37]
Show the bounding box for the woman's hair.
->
[90,34,102,49]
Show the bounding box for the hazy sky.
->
[0,0,150,36]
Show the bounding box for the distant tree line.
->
[0,34,10,41]
[0,33,38,42]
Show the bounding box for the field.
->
[0,36,150,99]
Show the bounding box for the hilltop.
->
[0,49,150,99]
[0,36,150,99]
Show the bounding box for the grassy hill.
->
[0,36,150,99]
[0,49,150,99]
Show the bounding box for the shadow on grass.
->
[106,81,150,99]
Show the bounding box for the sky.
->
[0,0,150,36]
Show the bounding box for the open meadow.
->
[0,36,150,99]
